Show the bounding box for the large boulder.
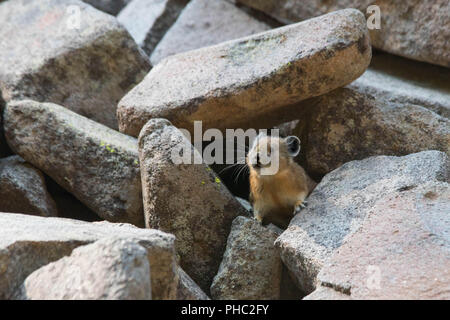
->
[150,0,271,65]
[306,182,450,300]
[118,9,371,137]
[276,151,449,294]
[18,238,152,300]
[211,216,282,300]
[292,53,450,176]
[0,0,151,129]
[118,0,189,56]
[0,156,57,217]
[236,0,450,67]
[4,100,144,227]
[0,213,177,300]
[138,119,247,292]
[82,0,132,15]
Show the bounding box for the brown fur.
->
[247,135,316,229]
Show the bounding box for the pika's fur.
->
[247,133,316,228]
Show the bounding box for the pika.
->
[246,133,316,229]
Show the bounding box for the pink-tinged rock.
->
[309,182,450,300]
[118,9,371,137]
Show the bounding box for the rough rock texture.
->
[291,52,450,176]
[0,98,10,157]
[150,0,271,65]
[308,182,450,300]
[118,9,371,137]
[0,0,151,129]
[4,100,144,227]
[276,151,449,294]
[236,0,450,67]
[82,0,132,15]
[0,213,177,300]
[303,286,350,300]
[0,156,58,217]
[211,216,282,300]
[118,0,189,56]
[177,267,210,300]
[19,238,152,300]
[138,119,247,292]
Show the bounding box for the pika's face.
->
[246,134,301,175]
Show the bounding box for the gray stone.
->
[19,238,152,300]
[118,9,371,137]
[236,0,450,67]
[308,182,450,300]
[0,156,57,217]
[292,53,450,176]
[150,0,271,65]
[0,213,177,300]
[177,267,210,300]
[211,216,282,300]
[138,118,247,292]
[82,0,132,15]
[4,100,144,227]
[0,0,150,129]
[276,151,449,294]
[118,0,188,56]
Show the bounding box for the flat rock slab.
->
[138,119,247,292]
[211,216,282,300]
[309,182,450,299]
[0,213,177,300]
[118,0,189,56]
[177,267,210,300]
[4,100,144,227]
[291,53,450,176]
[118,9,371,137]
[276,151,449,294]
[0,156,57,217]
[236,0,450,67]
[19,238,152,300]
[0,0,150,129]
[82,0,132,15]
[150,0,271,65]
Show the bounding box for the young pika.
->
[246,133,316,228]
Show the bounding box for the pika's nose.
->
[254,154,261,168]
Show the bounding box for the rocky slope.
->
[0,0,448,300]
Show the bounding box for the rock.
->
[276,151,449,294]
[19,238,152,300]
[0,0,151,129]
[177,267,210,300]
[0,213,177,300]
[292,52,450,176]
[150,0,271,65]
[211,216,282,300]
[235,197,252,213]
[118,0,188,57]
[118,9,371,137]
[138,119,247,292]
[236,0,450,67]
[0,98,10,157]
[303,286,350,300]
[308,182,450,300]
[4,100,144,227]
[82,0,132,15]
[0,156,58,217]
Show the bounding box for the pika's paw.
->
[294,201,308,214]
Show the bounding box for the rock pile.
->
[0,0,448,300]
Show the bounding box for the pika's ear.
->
[285,136,301,157]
